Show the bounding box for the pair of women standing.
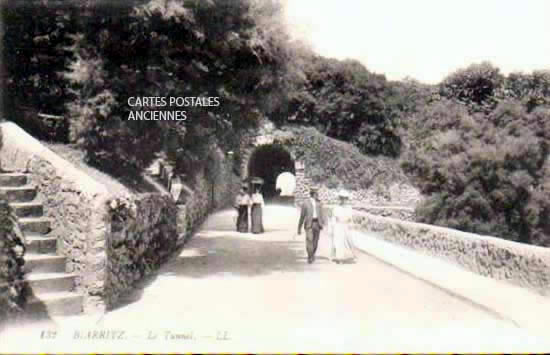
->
[234,184,264,234]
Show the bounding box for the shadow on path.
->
[114,241,311,309]
[111,234,311,310]
[159,235,308,279]
[111,206,309,310]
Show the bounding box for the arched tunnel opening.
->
[247,144,295,202]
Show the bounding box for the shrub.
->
[0,200,27,324]
[439,61,504,113]
[500,70,550,112]
[290,126,408,190]
[403,100,550,245]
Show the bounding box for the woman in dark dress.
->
[234,186,251,233]
[250,185,265,234]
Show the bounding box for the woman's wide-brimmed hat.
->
[337,189,351,199]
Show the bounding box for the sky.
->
[283,0,550,84]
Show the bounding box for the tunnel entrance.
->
[247,144,295,201]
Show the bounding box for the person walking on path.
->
[297,187,325,264]
[330,189,356,264]
[234,185,251,233]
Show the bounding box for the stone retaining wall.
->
[1,121,112,312]
[211,148,241,211]
[351,211,550,296]
[1,122,241,312]
[182,170,210,237]
[154,147,240,242]
[106,194,177,307]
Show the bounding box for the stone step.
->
[10,201,43,218]
[26,272,76,294]
[0,173,28,187]
[27,291,83,317]
[19,217,51,234]
[0,186,37,203]
[25,254,66,273]
[26,235,57,254]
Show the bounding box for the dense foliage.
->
[0,199,27,322]
[438,62,504,113]
[288,126,409,190]
[3,0,550,245]
[403,65,550,245]
[1,1,77,141]
[66,0,293,175]
[2,0,414,167]
[271,55,406,157]
[2,0,290,176]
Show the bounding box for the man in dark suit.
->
[297,187,325,264]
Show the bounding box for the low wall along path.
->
[352,211,550,296]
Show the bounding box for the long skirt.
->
[331,222,356,262]
[251,203,264,234]
[237,205,248,233]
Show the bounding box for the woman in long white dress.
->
[330,190,356,264]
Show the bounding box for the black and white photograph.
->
[0,0,549,353]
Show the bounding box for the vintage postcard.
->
[1,0,550,353]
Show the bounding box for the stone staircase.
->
[0,172,83,317]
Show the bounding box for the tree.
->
[1,0,80,140]
[60,0,290,174]
[273,55,404,157]
[439,61,504,113]
[500,70,550,112]
[402,99,550,246]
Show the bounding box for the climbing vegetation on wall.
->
[0,200,27,322]
[284,126,409,190]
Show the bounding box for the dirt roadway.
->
[2,204,548,353]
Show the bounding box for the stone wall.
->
[293,162,309,206]
[239,121,298,178]
[145,146,241,247]
[211,148,241,211]
[179,162,240,240]
[106,194,177,307]
[1,122,241,312]
[153,146,240,241]
[1,122,112,312]
[181,170,210,238]
[352,211,550,296]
